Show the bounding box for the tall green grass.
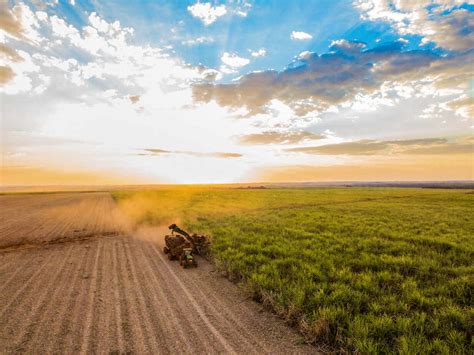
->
[113,188,474,353]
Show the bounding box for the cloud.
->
[187,2,227,25]
[285,137,472,156]
[290,31,312,40]
[233,0,252,17]
[447,95,473,119]
[239,131,325,145]
[129,95,140,104]
[0,43,22,62]
[142,149,242,158]
[0,4,24,39]
[196,65,222,81]
[0,3,45,45]
[287,140,387,155]
[1,9,217,97]
[354,1,474,51]
[221,52,250,67]
[250,48,267,57]
[0,66,15,84]
[182,36,214,46]
[330,39,366,53]
[193,40,473,116]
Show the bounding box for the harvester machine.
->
[163,224,211,268]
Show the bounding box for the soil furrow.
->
[150,243,237,353]
[78,241,103,354]
[139,239,216,352]
[0,192,315,354]
[43,244,88,353]
[0,252,54,319]
[122,239,168,352]
[110,239,126,353]
[62,242,98,352]
[13,245,76,352]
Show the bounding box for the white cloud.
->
[221,52,250,67]
[233,0,252,17]
[250,48,267,57]
[290,31,312,41]
[70,0,75,5]
[219,65,238,74]
[297,51,312,60]
[182,36,214,46]
[50,15,78,38]
[187,2,227,26]
[1,6,273,184]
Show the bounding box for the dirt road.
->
[0,192,314,353]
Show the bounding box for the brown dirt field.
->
[0,192,316,353]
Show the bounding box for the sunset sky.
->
[1,0,473,185]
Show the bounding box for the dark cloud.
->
[285,137,472,156]
[429,9,474,51]
[144,148,171,154]
[193,40,473,116]
[239,131,325,145]
[142,149,242,158]
[356,2,474,51]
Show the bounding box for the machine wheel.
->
[163,246,169,254]
[168,253,174,260]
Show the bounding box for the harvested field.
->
[0,192,131,250]
[0,192,313,353]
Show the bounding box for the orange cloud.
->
[0,66,15,85]
[239,131,324,145]
[129,95,140,104]
[0,43,22,62]
[0,5,23,39]
[286,137,472,156]
[141,149,242,158]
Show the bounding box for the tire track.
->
[138,240,218,352]
[134,240,204,352]
[150,243,237,354]
[178,259,268,351]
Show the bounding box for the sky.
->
[1,0,473,185]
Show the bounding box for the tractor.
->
[163,224,211,268]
